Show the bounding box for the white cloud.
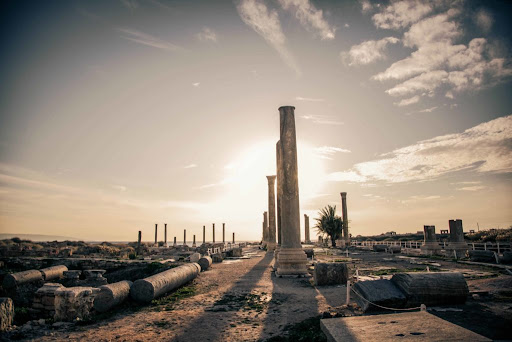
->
[314,146,351,159]
[192,82,200,87]
[117,28,185,52]
[196,27,218,42]
[236,0,301,76]
[342,37,399,66]
[344,23,350,28]
[120,0,138,11]
[370,6,512,102]
[475,9,493,33]
[296,96,324,102]
[278,0,335,40]
[457,185,486,191]
[300,115,343,125]
[328,114,512,183]
[418,106,438,113]
[372,0,433,29]
[394,95,419,107]
[184,164,198,169]
[401,195,441,203]
[360,0,373,13]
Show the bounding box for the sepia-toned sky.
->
[1,0,511,241]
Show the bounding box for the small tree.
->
[314,205,343,247]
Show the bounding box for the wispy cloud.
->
[111,185,127,192]
[196,27,218,42]
[394,95,419,107]
[192,82,200,87]
[236,0,301,76]
[457,185,486,191]
[342,37,399,66]
[475,9,493,33]
[328,114,512,183]
[120,0,138,11]
[418,106,438,113]
[296,96,324,102]
[300,115,343,125]
[314,146,351,160]
[277,0,335,40]
[117,28,186,52]
[401,195,441,203]
[184,164,198,169]
[372,0,433,29]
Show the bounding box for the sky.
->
[0,0,511,242]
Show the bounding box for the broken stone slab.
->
[63,270,81,279]
[320,311,491,342]
[40,265,68,281]
[3,269,43,289]
[468,250,496,263]
[314,263,348,286]
[198,256,213,271]
[352,279,407,312]
[391,272,468,307]
[83,269,106,278]
[0,297,14,331]
[54,286,98,322]
[130,263,200,303]
[211,253,223,263]
[189,253,201,263]
[387,246,401,253]
[94,280,132,312]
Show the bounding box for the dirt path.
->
[35,247,342,342]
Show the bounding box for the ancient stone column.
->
[154,224,158,246]
[164,223,167,247]
[304,214,310,243]
[276,141,283,246]
[267,175,277,251]
[203,225,206,244]
[212,223,215,243]
[340,192,349,243]
[183,229,187,246]
[173,237,177,247]
[263,211,268,245]
[421,225,440,255]
[192,235,196,247]
[137,231,142,255]
[232,232,235,244]
[222,223,225,244]
[448,219,468,254]
[276,106,307,276]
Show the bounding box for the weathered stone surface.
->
[130,263,200,303]
[33,283,63,318]
[40,265,68,281]
[228,248,242,257]
[54,286,97,321]
[94,280,132,312]
[211,253,223,263]
[391,272,468,307]
[3,269,43,289]
[320,311,491,342]
[352,279,406,312]
[314,263,348,286]
[501,251,512,264]
[189,253,201,263]
[0,297,14,331]
[372,245,387,252]
[387,245,401,253]
[469,250,496,263]
[267,175,277,251]
[198,256,213,271]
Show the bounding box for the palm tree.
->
[314,205,343,247]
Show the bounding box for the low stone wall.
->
[32,283,64,318]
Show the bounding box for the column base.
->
[267,242,276,252]
[420,243,441,255]
[276,248,308,277]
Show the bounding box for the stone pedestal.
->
[447,219,468,256]
[275,106,307,276]
[421,225,440,255]
[267,175,277,251]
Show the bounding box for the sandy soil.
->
[7,246,512,341]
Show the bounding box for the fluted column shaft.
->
[276,141,283,246]
[267,175,277,250]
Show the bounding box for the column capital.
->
[340,192,347,197]
[266,175,276,183]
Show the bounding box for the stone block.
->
[352,279,406,312]
[0,298,14,331]
[372,245,387,252]
[468,250,495,263]
[54,286,97,321]
[211,253,223,263]
[314,262,348,286]
[189,253,201,263]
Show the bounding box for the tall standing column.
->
[276,106,307,276]
[222,223,226,244]
[421,225,440,255]
[304,214,310,243]
[233,232,235,244]
[173,236,177,246]
[448,219,468,254]
[267,175,277,251]
[154,224,158,246]
[137,231,142,255]
[212,223,215,243]
[263,211,268,246]
[192,235,196,247]
[164,223,167,247]
[203,225,206,244]
[184,229,187,246]
[341,192,349,243]
[276,141,283,246]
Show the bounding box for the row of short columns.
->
[421,219,468,255]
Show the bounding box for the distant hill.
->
[0,233,80,242]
